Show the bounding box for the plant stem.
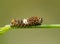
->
[0,25,11,35]
[0,24,60,35]
[34,24,60,28]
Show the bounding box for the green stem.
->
[0,24,60,35]
[0,25,11,35]
[34,24,60,28]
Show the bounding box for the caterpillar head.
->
[10,19,18,26]
[10,19,22,26]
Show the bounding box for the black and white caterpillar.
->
[10,16,43,27]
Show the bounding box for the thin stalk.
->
[0,24,60,35]
[0,25,11,35]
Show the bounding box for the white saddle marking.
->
[23,18,29,24]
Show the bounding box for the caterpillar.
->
[10,16,43,27]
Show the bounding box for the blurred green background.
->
[0,0,60,44]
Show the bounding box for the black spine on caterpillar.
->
[10,16,43,27]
